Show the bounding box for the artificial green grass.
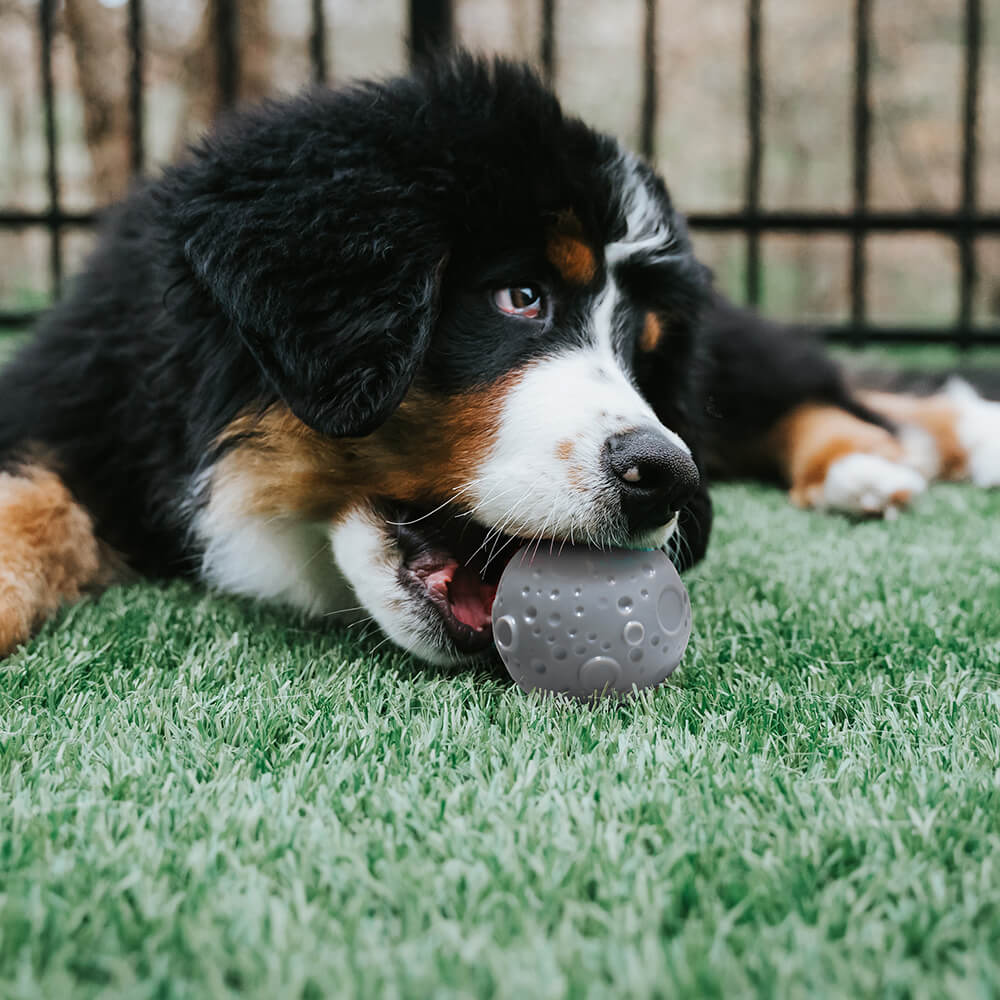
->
[2,483,1000,999]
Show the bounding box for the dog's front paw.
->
[805,452,928,518]
[0,599,33,658]
[945,378,1000,488]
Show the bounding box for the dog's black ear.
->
[158,95,451,438]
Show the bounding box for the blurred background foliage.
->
[0,0,997,327]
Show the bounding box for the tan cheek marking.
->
[555,439,574,462]
[566,464,587,493]
[0,464,111,657]
[768,404,905,507]
[213,376,520,521]
[859,390,968,480]
[553,434,588,493]
[639,312,664,353]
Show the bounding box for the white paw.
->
[819,453,927,517]
[945,377,1000,487]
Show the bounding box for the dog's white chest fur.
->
[193,480,353,618]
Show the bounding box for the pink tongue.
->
[423,561,496,630]
[448,566,495,629]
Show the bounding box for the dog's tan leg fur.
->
[858,390,968,481]
[767,404,908,508]
[0,465,105,656]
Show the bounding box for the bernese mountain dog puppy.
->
[0,54,996,664]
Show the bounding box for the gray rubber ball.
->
[492,545,692,699]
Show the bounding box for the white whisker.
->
[383,488,471,527]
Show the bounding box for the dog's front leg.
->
[0,463,110,656]
[766,404,928,517]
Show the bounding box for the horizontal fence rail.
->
[0,0,995,347]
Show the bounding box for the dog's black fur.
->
[696,294,895,481]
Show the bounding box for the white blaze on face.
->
[606,147,677,266]
[468,282,690,548]
[468,152,693,548]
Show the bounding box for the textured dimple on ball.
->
[623,621,644,645]
[657,585,686,633]
[579,656,621,690]
[494,615,516,651]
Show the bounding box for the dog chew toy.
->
[492,545,691,699]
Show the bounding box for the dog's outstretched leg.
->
[767,404,928,517]
[0,464,108,656]
[861,380,1000,489]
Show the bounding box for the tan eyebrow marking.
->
[545,210,598,286]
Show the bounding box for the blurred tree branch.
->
[176,0,271,150]
[57,0,274,203]
[63,0,131,204]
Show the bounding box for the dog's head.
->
[164,55,713,665]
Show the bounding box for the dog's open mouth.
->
[387,501,522,654]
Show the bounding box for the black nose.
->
[604,427,700,534]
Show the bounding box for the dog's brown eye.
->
[494,285,544,319]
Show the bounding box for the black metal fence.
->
[1,0,997,345]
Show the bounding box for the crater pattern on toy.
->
[492,545,691,699]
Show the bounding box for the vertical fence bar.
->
[214,0,239,110]
[310,0,329,84]
[639,0,658,161]
[127,0,145,176]
[39,0,62,297]
[957,0,981,349]
[850,0,872,345]
[540,0,556,87]
[410,0,453,66]
[744,0,763,306]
